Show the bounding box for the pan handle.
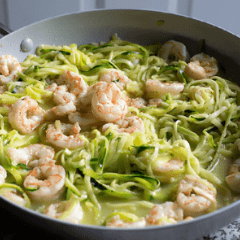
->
[0,22,13,36]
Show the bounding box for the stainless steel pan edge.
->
[1,9,240,240]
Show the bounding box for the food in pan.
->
[0,34,239,227]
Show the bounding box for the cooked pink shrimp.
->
[46,121,85,149]
[129,98,147,109]
[44,199,83,224]
[1,188,28,207]
[45,83,77,120]
[23,162,65,202]
[0,165,7,185]
[0,54,22,84]
[145,202,183,226]
[102,116,145,134]
[153,158,184,174]
[225,159,240,192]
[53,85,76,105]
[99,69,132,91]
[158,40,189,64]
[8,97,45,134]
[45,101,76,120]
[56,70,88,98]
[7,144,55,168]
[45,83,58,92]
[176,175,217,217]
[146,79,185,98]
[107,215,146,228]
[77,81,103,108]
[91,82,128,122]
[184,53,218,80]
[148,98,162,107]
[188,85,213,101]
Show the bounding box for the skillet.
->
[1,9,240,240]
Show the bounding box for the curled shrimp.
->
[225,159,240,192]
[99,69,132,91]
[146,79,185,98]
[152,158,185,182]
[45,84,77,120]
[56,70,88,99]
[53,85,76,105]
[107,215,146,228]
[0,165,7,185]
[176,175,217,217]
[148,98,162,107]
[77,81,103,108]
[23,162,65,202]
[103,116,145,134]
[44,199,83,224]
[145,201,183,226]
[0,54,22,84]
[45,101,76,120]
[187,85,213,101]
[91,82,128,122]
[46,121,85,149]
[129,98,147,108]
[45,83,57,92]
[8,97,45,134]
[158,40,189,64]
[129,97,162,109]
[153,159,184,174]
[184,53,218,80]
[7,144,55,168]
[0,186,30,208]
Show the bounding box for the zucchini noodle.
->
[0,34,240,226]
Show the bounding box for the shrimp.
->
[45,101,76,120]
[1,188,28,207]
[53,85,76,105]
[145,79,185,98]
[56,70,88,99]
[145,201,183,226]
[153,159,184,174]
[23,162,65,202]
[176,175,217,217]
[77,81,103,108]
[107,215,146,228]
[7,144,55,168]
[45,83,57,92]
[129,98,147,109]
[44,199,83,224]
[148,98,162,107]
[99,69,132,91]
[0,165,7,185]
[0,54,22,84]
[8,97,45,134]
[46,121,85,149]
[225,159,240,192]
[44,85,77,120]
[188,85,213,101]
[158,40,189,64]
[184,53,218,80]
[91,82,128,122]
[129,97,162,109]
[115,116,145,134]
